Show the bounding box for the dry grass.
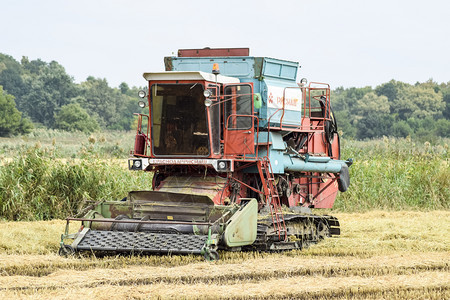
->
[0,211,449,299]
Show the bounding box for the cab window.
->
[224,84,252,130]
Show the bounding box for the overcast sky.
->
[2,0,449,89]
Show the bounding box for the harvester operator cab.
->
[151,83,208,156]
[129,68,256,171]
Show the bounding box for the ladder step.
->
[259,157,286,238]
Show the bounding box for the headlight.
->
[133,160,142,168]
[217,160,229,171]
[138,101,146,108]
[203,89,212,98]
[204,99,212,107]
[138,90,146,98]
[299,78,308,86]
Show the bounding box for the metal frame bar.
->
[66,217,213,226]
[229,176,263,195]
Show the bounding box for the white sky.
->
[2,0,449,88]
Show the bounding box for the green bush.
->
[0,138,448,221]
[392,120,412,138]
[335,138,449,211]
[54,103,99,133]
[435,119,450,138]
[0,146,152,220]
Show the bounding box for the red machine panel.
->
[178,48,250,57]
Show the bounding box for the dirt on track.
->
[0,211,449,299]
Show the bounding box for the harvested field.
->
[0,211,449,299]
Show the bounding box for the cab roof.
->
[143,71,240,84]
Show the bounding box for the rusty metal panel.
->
[129,190,213,205]
[128,190,214,221]
[156,176,227,200]
[178,48,249,57]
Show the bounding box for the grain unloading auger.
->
[59,48,352,260]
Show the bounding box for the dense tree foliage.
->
[0,52,448,140]
[333,79,449,140]
[0,54,143,135]
[20,60,77,126]
[0,86,33,136]
[0,54,26,101]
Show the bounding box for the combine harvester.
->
[59,48,352,260]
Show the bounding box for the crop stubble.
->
[0,211,448,299]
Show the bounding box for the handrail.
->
[268,85,330,132]
[267,86,302,128]
[279,86,302,127]
[308,82,330,89]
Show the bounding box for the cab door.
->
[223,84,255,156]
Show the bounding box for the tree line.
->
[0,53,143,136]
[0,52,449,140]
[333,80,450,141]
